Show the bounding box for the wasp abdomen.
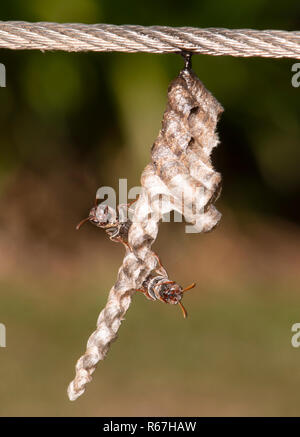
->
[142,275,166,301]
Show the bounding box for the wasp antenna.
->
[178,301,188,319]
[76,217,90,230]
[182,282,196,293]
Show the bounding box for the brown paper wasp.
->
[137,274,196,319]
[76,199,136,250]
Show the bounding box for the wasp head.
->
[76,204,117,230]
[159,282,183,305]
[158,281,196,318]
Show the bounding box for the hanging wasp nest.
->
[68,61,223,401]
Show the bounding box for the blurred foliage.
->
[0,0,299,222]
[1,275,300,416]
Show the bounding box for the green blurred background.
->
[0,0,300,416]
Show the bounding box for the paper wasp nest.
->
[68,64,223,401]
[147,67,223,231]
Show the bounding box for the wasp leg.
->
[102,223,118,230]
[110,235,133,251]
[152,252,168,276]
[136,288,155,301]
